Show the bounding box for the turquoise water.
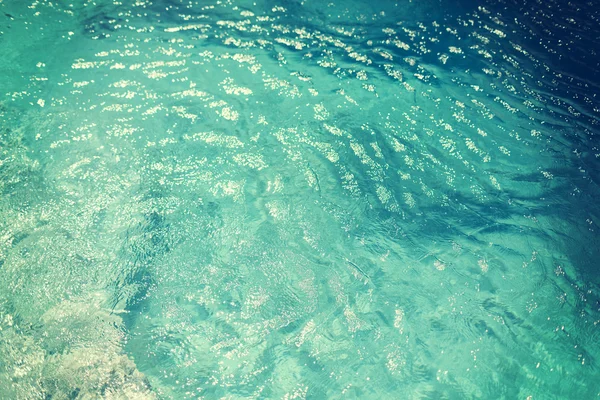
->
[1,0,600,398]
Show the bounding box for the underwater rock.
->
[0,294,156,399]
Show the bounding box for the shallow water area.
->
[1,0,600,398]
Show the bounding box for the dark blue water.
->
[1,0,599,398]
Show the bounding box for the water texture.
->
[1,0,599,398]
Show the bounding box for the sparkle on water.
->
[1,0,599,398]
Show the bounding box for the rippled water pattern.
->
[1,0,600,398]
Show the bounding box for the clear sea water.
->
[1,0,599,398]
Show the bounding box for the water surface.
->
[1,0,599,398]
